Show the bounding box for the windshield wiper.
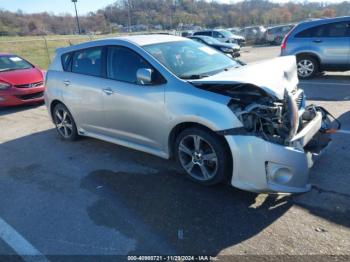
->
[180,74,210,80]
[0,68,15,72]
[0,67,31,72]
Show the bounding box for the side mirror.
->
[137,68,153,85]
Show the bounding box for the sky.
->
[0,0,346,15]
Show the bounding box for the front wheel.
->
[175,127,231,186]
[297,56,319,79]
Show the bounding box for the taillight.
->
[281,27,295,50]
[281,33,289,50]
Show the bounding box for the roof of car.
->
[104,34,186,46]
[268,24,294,29]
[56,34,189,54]
[298,16,350,27]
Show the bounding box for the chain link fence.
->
[0,35,108,69]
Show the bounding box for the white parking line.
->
[300,81,350,86]
[0,217,49,261]
[337,129,350,135]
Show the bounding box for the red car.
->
[0,53,45,107]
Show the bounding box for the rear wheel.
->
[53,103,79,141]
[297,55,319,79]
[175,127,231,186]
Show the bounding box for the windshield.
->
[0,55,33,72]
[143,40,238,79]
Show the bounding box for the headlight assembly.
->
[0,82,11,90]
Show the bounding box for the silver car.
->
[281,16,350,78]
[193,29,246,46]
[45,35,336,193]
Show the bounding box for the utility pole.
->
[126,0,132,32]
[71,0,81,34]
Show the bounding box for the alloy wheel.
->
[54,108,74,138]
[178,135,218,181]
[297,59,315,78]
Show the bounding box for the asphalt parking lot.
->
[0,46,349,259]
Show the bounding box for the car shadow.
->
[1,127,292,255]
[1,127,349,255]
[0,102,44,116]
[81,169,292,255]
[292,110,350,228]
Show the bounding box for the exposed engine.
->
[195,83,300,145]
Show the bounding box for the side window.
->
[295,26,321,38]
[296,22,350,38]
[61,52,73,72]
[107,46,165,85]
[213,31,224,38]
[72,47,102,77]
[198,31,211,36]
[324,22,349,37]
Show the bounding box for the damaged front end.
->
[198,83,339,151]
[194,82,340,193]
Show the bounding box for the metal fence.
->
[0,35,107,69]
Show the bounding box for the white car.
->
[45,35,337,193]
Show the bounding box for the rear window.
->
[295,21,350,38]
[71,47,103,77]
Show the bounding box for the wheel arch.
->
[49,99,64,121]
[295,52,321,67]
[49,100,77,125]
[168,122,232,161]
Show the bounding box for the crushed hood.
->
[190,56,298,100]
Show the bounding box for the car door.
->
[311,21,350,66]
[61,46,106,133]
[101,45,167,150]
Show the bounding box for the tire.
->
[175,127,231,186]
[297,55,319,79]
[52,103,79,141]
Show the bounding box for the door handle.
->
[103,88,114,95]
[63,80,71,86]
[312,39,323,43]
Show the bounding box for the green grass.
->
[0,35,112,69]
[0,31,169,69]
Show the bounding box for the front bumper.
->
[224,107,333,193]
[0,86,45,107]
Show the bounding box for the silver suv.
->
[281,16,350,78]
[45,35,335,193]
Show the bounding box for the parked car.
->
[240,26,266,44]
[281,16,350,79]
[227,27,241,35]
[193,29,246,46]
[188,35,240,58]
[0,54,45,107]
[265,24,295,45]
[181,31,193,37]
[45,35,336,193]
